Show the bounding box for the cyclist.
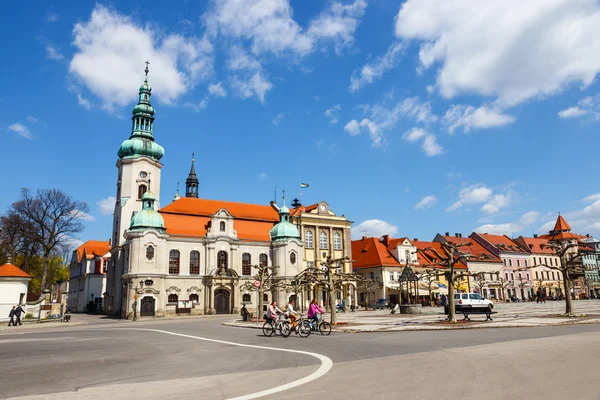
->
[307,299,324,330]
[286,299,299,329]
[265,301,283,324]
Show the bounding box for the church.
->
[104,66,353,318]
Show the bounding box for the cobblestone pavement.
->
[225,300,600,332]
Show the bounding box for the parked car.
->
[454,293,493,310]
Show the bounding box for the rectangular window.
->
[505,272,509,280]
[389,272,394,281]
[189,251,200,275]
[517,260,521,267]
[370,272,375,280]
[503,259,507,266]
[524,260,528,267]
[509,259,512,267]
[334,232,342,250]
[511,272,514,281]
[535,271,539,279]
[307,261,314,269]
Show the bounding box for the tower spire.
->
[144,60,150,83]
[185,152,199,198]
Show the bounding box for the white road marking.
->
[127,328,333,400]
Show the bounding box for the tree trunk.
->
[40,250,51,291]
[258,287,264,318]
[563,274,572,314]
[447,253,456,322]
[328,272,336,325]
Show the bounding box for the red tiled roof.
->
[476,233,527,253]
[289,204,318,217]
[413,240,467,269]
[76,240,111,262]
[0,263,31,278]
[553,214,571,232]
[514,237,554,254]
[160,197,277,241]
[352,237,401,269]
[441,236,502,263]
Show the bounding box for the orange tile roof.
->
[476,233,527,253]
[351,237,401,269]
[160,197,277,241]
[160,197,279,222]
[539,232,585,241]
[76,240,111,262]
[514,237,554,254]
[413,240,467,269]
[440,236,502,263]
[289,204,318,217]
[0,263,31,278]
[553,214,571,232]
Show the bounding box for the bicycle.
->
[308,313,332,336]
[283,314,312,338]
[262,314,291,337]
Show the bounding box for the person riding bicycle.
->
[286,299,299,328]
[307,299,324,329]
[265,301,283,324]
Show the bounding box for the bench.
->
[456,307,497,322]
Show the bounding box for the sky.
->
[1,0,600,248]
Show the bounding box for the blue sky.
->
[1,0,600,248]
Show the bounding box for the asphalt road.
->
[1,317,599,400]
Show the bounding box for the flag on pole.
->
[300,183,309,188]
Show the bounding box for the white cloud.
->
[226,45,273,103]
[46,45,64,60]
[349,42,405,92]
[8,123,32,139]
[69,209,96,222]
[314,95,320,101]
[351,219,399,240]
[307,0,367,54]
[583,193,600,203]
[184,99,209,112]
[46,13,59,23]
[557,95,600,119]
[324,104,341,124]
[96,196,115,215]
[442,104,515,134]
[208,82,227,98]
[395,0,600,107]
[259,172,267,180]
[481,191,514,215]
[26,116,39,123]
[415,195,437,210]
[447,184,493,212]
[70,5,213,110]
[402,128,444,156]
[76,94,92,110]
[230,72,273,103]
[475,211,540,236]
[345,97,437,147]
[272,112,285,125]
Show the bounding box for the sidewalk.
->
[222,301,600,332]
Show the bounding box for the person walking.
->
[13,304,24,326]
[7,306,16,326]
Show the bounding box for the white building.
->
[0,262,31,322]
[68,240,110,313]
[105,68,303,318]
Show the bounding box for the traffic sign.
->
[253,280,261,288]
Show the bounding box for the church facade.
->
[104,69,305,318]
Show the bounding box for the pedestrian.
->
[441,294,447,306]
[13,304,24,326]
[7,306,16,326]
[536,289,541,304]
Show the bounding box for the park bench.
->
[456,306,497,322]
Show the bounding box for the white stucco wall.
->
[0,279,29,321]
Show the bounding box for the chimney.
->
[381,235,390,247]
[413,238,418,241]
[362,236,367,241]
[445,232,450,237]
[533,234,538,238]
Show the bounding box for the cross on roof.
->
[145,60,150,76]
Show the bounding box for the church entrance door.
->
[140,296,155,317]
[214,289,230,314]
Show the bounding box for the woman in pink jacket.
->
[307,299,324,328]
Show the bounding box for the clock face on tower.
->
[319,204,326,212]
[139,171,148,178]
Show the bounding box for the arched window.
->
[220,221,226,232]
[242,253,252,275]
[320,231,327,249]
[305,231,313,248]
[169,250,180,274]
[168,294,178,303]
[334,232,341,250]
[190,251,200,275]
[242,293,251,303]
[189,293,199,304]
[259,253,268,267]
[146,245,154,260]
[217,251,228,269]
[290,252,296,265]
[138,184,147,200]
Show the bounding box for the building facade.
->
[0,262,31,322]
[513,236,563,298]
[68,240,110,313]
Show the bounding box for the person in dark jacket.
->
[8,306,16,326]
[13,305,24,326]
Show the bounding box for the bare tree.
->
[497,277,514,301]
[240,264,285,316]
[356,276,382,311]
[11,189,88,290]
[473,273,490,298]
[417,269,440,306]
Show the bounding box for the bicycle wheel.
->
[262,322,274,337]
[319,321,332,336]
[298,320,312,338]
[279,321,292,337]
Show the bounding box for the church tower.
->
[111,62,164,248]
[185,154,199,198]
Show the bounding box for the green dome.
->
[132,103,155,116]
[270,202,300,242]
[118,137,164,161]
[130,191,166,232]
